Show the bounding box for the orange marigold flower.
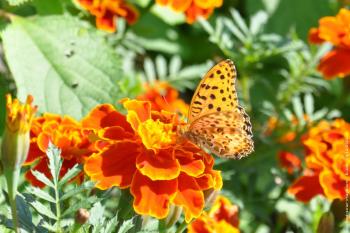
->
[288,119,350,202]
[155,0,222,24]
[188,195,240,233]
[137,81,189,117]
[24,113,95,187]
[309,8,350,79]
[77,0,139,32]
[83,99,222,222]
[278,151,301,174]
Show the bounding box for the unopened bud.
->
[75,208,90,224]
[1,94,37,170]
[317,212,334,233]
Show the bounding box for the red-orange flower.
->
[137,81,189,116]
[188,195,240,233]
[24,113,95,187]
[77,0,138,32]
[155,0,223,24]
[278,151,301,174]
[288,119,350,202]
[308,8,350,79]
[84,99,222,222]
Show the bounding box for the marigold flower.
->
[278,151,301,174]
[84,99,222,222]
[288,119,350,202]
[155,0,222,24]
[309,8,350,79]
[77,0,139,32]
[188,195,240,233]
[24,113,95,187]
[137,81,189,117]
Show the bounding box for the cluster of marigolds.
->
[2,81,240,232]
[77,0,223,32]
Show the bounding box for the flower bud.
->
[1,94,37,169]
[317,212,334,233]
[75,208,90,224]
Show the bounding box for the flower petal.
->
[131,170,178,219]
[319,169,346,200]
[84,141,140,189]
[173,173,205,222]
[288,174,324,202]
[82,104,133,132]
[136,149,181,180]
[318,48,350,79]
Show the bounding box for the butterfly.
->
[179,59,254,159]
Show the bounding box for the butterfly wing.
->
[188,59,238,123]
[185,109,254,159]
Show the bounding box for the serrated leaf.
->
[169,56,181,76]
[29,201,56,220]
[102,215,119,233]
[117,218,134,233]
[230,9,250,36]
[2,15,123,120]
[30,170,54,188]
[60,181,95,201]
[144,58,156,83]
[89,202,105,225]
[46,142,62,182]
[26,187,55,203]
[304,93,314,116]
[58,164,81,187]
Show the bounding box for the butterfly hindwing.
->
[186,109,253,158]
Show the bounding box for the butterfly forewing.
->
[188,59,238,123]
[183,59,254,159]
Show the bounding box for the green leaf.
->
[30,170,54,188]
[58,164,81,187]
[16,195,35,232]
[116,218,134,233]
[28,200,57,220]
[102,215,119,233]
[46,142,62,182]
[2,15,123,120]
[33,0,63,15]
[88,202,105,225]
[26,186,55,203]
[60,181,95,201]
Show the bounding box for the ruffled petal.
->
[84,141,140,189]
[131,170,178,219]
[136,149,181,180]
[173,173,205,222]
[176,149,205,177]
[288,174,324,202]
[82,104,133,132]
[318,48,350,79]
[319,169,346,200]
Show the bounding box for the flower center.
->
[138,118,176,150]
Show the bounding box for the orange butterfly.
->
[179,59,254,159]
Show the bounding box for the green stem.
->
[4,168,20,233]
[54,177,62,233]
[175,220,188,233]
